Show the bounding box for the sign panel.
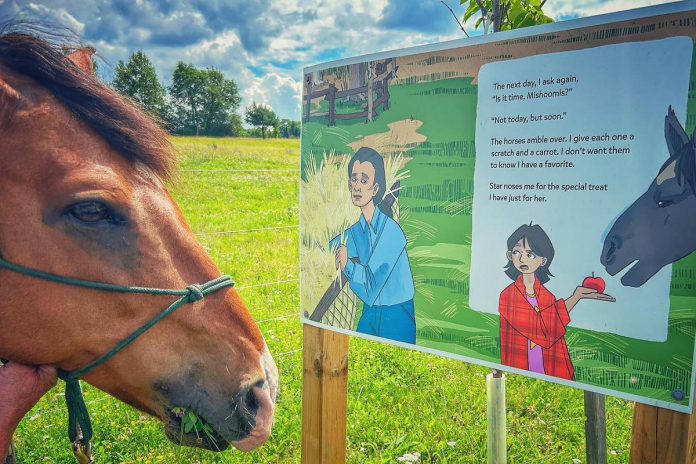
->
[300,3,696,412]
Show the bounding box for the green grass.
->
[14,136,636,463]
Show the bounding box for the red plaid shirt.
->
[499,275,575,380]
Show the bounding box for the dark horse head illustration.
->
[601,106,696,287]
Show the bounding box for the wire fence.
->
[256,313,299,325]
[196,225,298,236]
[181,169,296,173]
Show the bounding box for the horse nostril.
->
[239,380,267,417]
[244,387,260,414]
[604,235,623,263]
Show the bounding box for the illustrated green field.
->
[13,136,639,463]
[301,74,696,409]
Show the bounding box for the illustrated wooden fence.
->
[303,59,398,126]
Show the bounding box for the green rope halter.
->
[0,255,234,457]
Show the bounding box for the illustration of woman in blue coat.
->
[330,147,416,344]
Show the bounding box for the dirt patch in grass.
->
[348,118,427,157]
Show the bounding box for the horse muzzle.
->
[161,379,276,452]
[158,348,278,452]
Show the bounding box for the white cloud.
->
[243,72,303,121]
[544,0,676,19]
[5,0,680,121]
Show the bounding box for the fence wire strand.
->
[181,169,296,173]
[196,225,298,236]
[256,313,298,325]
[236,278,299,290]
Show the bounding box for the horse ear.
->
[665,106,689,158]
[67,47,95,74]
[0,76,21,129]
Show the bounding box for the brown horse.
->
[0,26,278,454]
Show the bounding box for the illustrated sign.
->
[300,3,696,412]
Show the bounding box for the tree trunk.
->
[492,0,503,33]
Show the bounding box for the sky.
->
[0,0,682,120]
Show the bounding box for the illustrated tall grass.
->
[301,149,409,329]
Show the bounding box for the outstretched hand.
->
[573,286,616,302]
[0,362,57,457]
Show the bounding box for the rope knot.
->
[186,284,205,302]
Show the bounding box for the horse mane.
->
[0,20,175,180]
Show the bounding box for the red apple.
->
[583,273,606,293]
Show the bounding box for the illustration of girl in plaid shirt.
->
[498,223,615,380]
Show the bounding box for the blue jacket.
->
[330,207,415,306]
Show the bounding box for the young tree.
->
[460,0,553,33]
[229,113,247,137]
[169,63,241,136]
[244,102,279,139]
[112,51,166,118]
[278,119,301,138]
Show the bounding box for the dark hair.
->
[347,147,392,218]
[0,21,174,179]
[504,223,555,283]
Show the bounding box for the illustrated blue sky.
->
[0,0,678,120]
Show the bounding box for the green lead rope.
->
[0,255,235,458]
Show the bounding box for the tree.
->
[229,113,247,137]
[244,103,279,139]
[278,119,301,138]
[112,51,166,118]
[169,63,241,136]
[461,0,553,33]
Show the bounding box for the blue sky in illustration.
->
[0,0,679,120]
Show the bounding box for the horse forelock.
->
[0,21,175,181]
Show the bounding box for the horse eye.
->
[69,201,112,223]
[657,199,674,208]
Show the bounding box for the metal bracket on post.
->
[487,369,506,464]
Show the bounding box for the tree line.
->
[111,51,300,138]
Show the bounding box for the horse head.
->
[0,29,277,452]
[601,106,696,287]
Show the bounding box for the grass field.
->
[14,137,635,463]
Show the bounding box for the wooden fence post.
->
[304,77,313,124]
[327,84,337,127]
[367,64,374,123]
[302,324,349,464]
[629,400,694,463]
[584,391,607,464]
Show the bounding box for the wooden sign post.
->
[584,392,607,464]
[629,402,696,463]
[301,325,349,464]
